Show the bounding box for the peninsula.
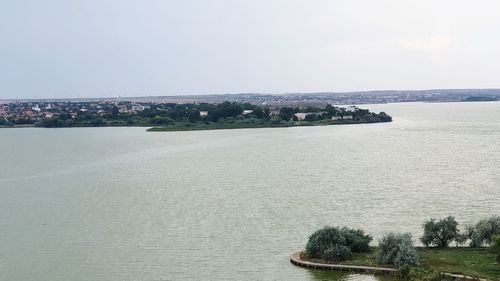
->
[0,101,392,130]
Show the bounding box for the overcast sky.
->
[1,0,500,98]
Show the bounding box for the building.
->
[332,115,353,120]
[270,110,280,116]
[31,104,41,112]
[199,111,208,117]
[131,105,150,111]
[294,112,311,121]
[345,106,358,112]
[242,110,253,115]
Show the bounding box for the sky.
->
[1,0,500,99]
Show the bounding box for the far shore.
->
[147,119,390,132]
[0,119,392,131]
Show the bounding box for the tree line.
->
[26,101,391,128]
[304,215,500,268]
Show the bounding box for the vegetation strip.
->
[290,248,497,281]
[0,101,391,129]
[442,273,490,281]
[290,251,397,274]
[296,217,500,280]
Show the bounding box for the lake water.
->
[1,102,499,281]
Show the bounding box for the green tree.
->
[421,216,459,247]
[278,107,296,121]
[469,216,500,247]
[324,104,337,115]
[252,107,265,119]
[491,235,500,263]
[454,232,468,246]
[111,106,119,118]
[0,118,14,127]
[263,108,271,120]
[188,109,201,123]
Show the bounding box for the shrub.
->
[377,232,419,268]
[469,216,500,247]
[421,216,459,247]
[321,245,352,262]
[305,226,371,262]
[0,118,14,127]
[404,268,444,281]
[306,226,346,259]
[491,235,500,263]
[399,264,411,279]
[340,227,373,252]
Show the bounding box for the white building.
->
[294,112,310,121]
[242,110,253,115]
[31,104,41,112]
[345,106,358,112]
[199,111,208,117]
[131,105,150,111]
[332,115,353,120]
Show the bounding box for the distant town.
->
[2,88,499,107]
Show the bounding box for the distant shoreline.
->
[0,119,392,131]
[2,88,500,103]
[147,119,391,132]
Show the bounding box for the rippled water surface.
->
[1,102,499,281]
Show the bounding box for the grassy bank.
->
[301,247,500,280]
[419,247,499,280]
[147,119,388,132]
[0,124,35,128]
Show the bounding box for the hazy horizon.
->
[2,0,500,99]
[2,87,500,101]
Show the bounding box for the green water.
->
[1,102,499,280]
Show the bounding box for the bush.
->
[321,245,352,262]
[404,268,444,281]
[491,235,500,263]
[377,232,419,268]
[469,216,500,247]
[421,216,459,247]
[306,226,346,259]
[340,227,373,252]
[399,264,411,279]
[305,226,372,262]
[0,118,14,127]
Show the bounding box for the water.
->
[1,102,499,281]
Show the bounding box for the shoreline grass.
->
[300,247,500,280]
[147,119,390,132]
[1,119,390,131]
